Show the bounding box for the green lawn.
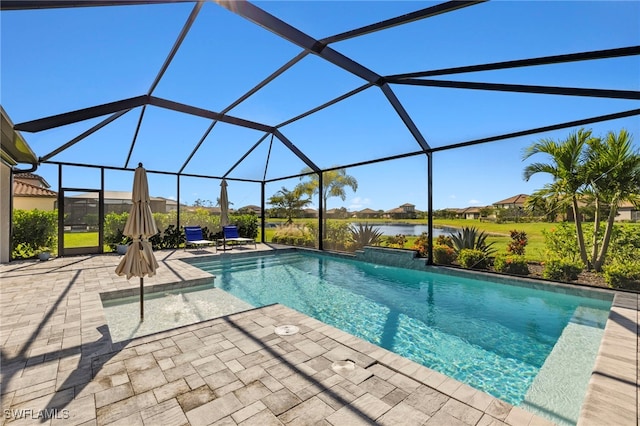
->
[63,232,113,252]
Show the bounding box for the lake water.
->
[356,223,456,237]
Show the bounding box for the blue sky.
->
[2,1,639,212]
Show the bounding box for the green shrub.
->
[436,234,453,247]
[603,260,640,290]
[154,211,178,233]
[507,230,528,256]
[385,234,407,248]
[607,226,640,264]
[104,212,131,250]
[542,259,583,281]
[325,221,351,249]
[179,208,216,231]
[231,214,259,239]
[12,209,58,259]
[433,244,456,265]
[542,222,581,263]
[457,249,488,269]
[494,255,529,276]
[411,232,430,257]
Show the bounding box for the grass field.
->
[63,232,113,252]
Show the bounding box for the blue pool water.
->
[186,251,612,413]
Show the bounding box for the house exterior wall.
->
[14,196,56,211]
[1,162,11,263]
[615,209,632,221]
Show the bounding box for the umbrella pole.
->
[140,277,144,321]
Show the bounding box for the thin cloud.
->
[349,196,371,210]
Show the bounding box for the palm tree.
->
[296,167,358,238]
[584,129,640,271]
[525,184,569,222]
[523,128,595,268]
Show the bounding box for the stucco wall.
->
[14,196,56,211]
[615,209,632,221]
[1,162,11,263]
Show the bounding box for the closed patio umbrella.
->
[219,179,230,227]
[115,163,159,320]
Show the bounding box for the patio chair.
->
[184,226,215,251]
[222,225,256,250]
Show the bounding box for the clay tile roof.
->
[13,180,57,197]
[463,206,482,213]
[385,207,404,213]
[618,200,637,208]
[13,172,51,188]
[493,194,529,205]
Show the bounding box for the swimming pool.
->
[103,250,612,425]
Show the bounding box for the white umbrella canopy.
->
[115,163,159,320]
[219,179,230,227]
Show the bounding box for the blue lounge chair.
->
[184,226,214,251]
[222,225,256,250]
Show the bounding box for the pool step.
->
[520,306,607,426]
[197,253,303,274]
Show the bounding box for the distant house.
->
[237,205,262,216]
[71,191,175,214]
[385,203,418,220]
[325,208,349,219]
[356,208,379,219]
[461,206,482,220]
[493,194,529,209]
[13,173,57,211]
[616,201,640,222]
[302,208,318,218]
[156,197,178,212]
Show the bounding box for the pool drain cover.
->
[331,360,356,373]
[274,325,299,336]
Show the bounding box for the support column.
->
[427,152,433,265]
[261,181,266,243]
[318,171,323,251]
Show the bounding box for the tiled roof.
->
[619,200,638,209]
[463,206,482,213]
[13,180,57,197]
[13,172,51,188]
[493,194,529,205]
[385,207,404,213]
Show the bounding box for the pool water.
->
[103,250,612,425]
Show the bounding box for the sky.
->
[2,1,639,212]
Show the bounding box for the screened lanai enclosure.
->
[2,0,639,258]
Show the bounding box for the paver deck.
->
[1,245,637,425]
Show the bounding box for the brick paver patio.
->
[1,245,637,425]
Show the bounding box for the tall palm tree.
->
[584,129,640,271]
[523,128,595,268]
[296,167,358,239]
